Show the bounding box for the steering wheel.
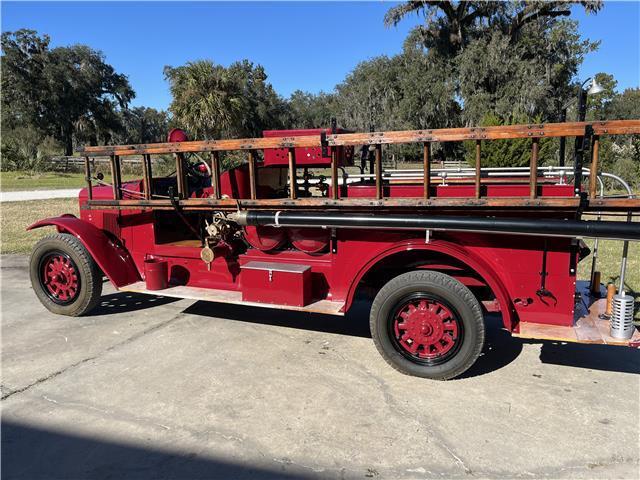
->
[184,155,212,179]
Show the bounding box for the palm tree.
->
[164,60,244,139]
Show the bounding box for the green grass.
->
[1,198,78,253]
[578,238,639,292]
[0,171,89,191]
[579,236,639,320]
[0,170,139,191]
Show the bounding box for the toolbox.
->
[241,261,312,306]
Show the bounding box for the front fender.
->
[27,215,140,288]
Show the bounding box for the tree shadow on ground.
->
[1,420,310,480]
[534,340,640,375]
[458,313,523,379]
[92,290,638,378]
[86,291,179,316]
[183,294,373,339]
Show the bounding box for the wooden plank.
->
[141,154,151,200]
[423,143,430,200]
[175,153,187,198]
[211,151,221,200]
[119,281,345,316]
[288,148,297,200]
[513,322,579,343]
[146,154,153,198]
[589,135,599,199]
[474,140,481,199]
[591,119,640,135]
[588,198,640,210]
[85,196,640,212]
[108,155,120,200]
[574,313,605,343]
[78,120,640,157]
[248,151,257,200]
[326,120,640,146]
[84,156,92,200]
[530,138,539,199]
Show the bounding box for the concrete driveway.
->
[0,189,82,202]
[1,254,638,479]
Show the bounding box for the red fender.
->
[344,239,516,330]
[27,215,140,288]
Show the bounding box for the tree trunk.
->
[63,125,73,156]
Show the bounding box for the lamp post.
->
[573,78,604,191]
[558,78,604,167]
[563,78,604,189]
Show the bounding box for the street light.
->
[586,77,605,96]
[558,77,604,167]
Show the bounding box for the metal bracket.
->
[576,191,589,219]
[569,239,578,276]
[583,124,594,147]
[573,124,594,195]
[331,228,337,254]
[320,131,328,157]
[536,239,557,306]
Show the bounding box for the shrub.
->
[1,127,63,172]
[464,113,556,168]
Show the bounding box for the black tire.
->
[370,270,484,380]
[30,233,102,316]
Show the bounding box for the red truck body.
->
[75,180,580,329]
[28,122,640,379]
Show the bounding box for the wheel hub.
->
[42,254,79,303]
[393,298,460,359]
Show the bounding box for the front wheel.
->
[30,233,103,316]
[370,270,485,380]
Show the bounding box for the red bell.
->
[167,128,189,143]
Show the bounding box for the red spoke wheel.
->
[30,233,102,316]
[390,295,463,366]
[39,252,81,305]
[370,270,485,380]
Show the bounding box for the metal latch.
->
[268,269,273,282]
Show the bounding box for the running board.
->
[118,281,345,316]
[513,296,640,347]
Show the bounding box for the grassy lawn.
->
[0,171,140,191]
[579,236,639,300]
[1,198,78,254]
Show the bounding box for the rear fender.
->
[27,215,140,288]
[344,239,515,330]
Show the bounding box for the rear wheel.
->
[370,270,484,380]
[30,233,102,316]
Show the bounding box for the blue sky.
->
[2,1,639,111]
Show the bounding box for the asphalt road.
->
[1,254,639,479]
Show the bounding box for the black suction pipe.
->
[235,211,640,241]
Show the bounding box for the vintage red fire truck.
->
[28,120,640,379]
